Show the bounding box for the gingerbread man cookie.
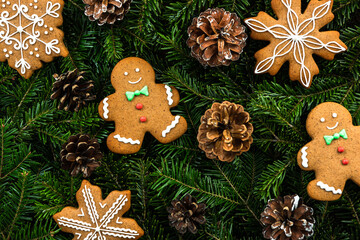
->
[297,102,360,201]
[99,57,188,154]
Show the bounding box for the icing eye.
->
[135,68,140,72]
[124,72,129,76]
[320,117,325,123]
[332,113,337,118]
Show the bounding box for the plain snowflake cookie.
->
[245,0,347,88]
[53,180,144,240]
[0,0,69,78]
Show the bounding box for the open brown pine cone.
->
[83,0,132,26]
[261,195,315,240]
[60,134,102,177]
[197,101,253,162]
[187,8,247,67]
[167,194,206,234]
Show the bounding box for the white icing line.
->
[327,122,339,130]
[114,135,140,145]
[78,208,85,217]
[317,181,342,194]
[75,233,82,239]
[99,202,107,208]
[128,77,142,84]
[301,147,309,168]
[103,98,109,119]
[292,195,300,211]
[165,85,173,105]
[162,116,181,137]
[116,217,123,224]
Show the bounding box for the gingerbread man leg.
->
[150,115,188,144]
[307,171,346,201]
[107,131,144,154]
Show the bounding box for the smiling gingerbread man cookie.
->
[297,102,360,201]
[99,57,188,154]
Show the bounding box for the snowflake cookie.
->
[0,0,69,78]
[245,0,347,88]
[53,180,144,240]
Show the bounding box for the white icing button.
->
[30,51,34,55]
[44,31,48,34]
[332,113,337,118]
[6,1,9,4]
[9,51,12,54]
[5,54,9,58]
[320,117,325,122]
[34,6,38,9]
[29,3,32,6]
[124,72,129,76]
[2,4,5,7]
[34,0,38,2]
[35,48,38,51]
[1,0,5,3]
[36,54,40,58]
[17,26,23,32]
[3,49,7,52]
[135,68,140,72]
[49,27,53,31]
[44,25,48,28]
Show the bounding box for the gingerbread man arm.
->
[297,142,318,171]
[161,84,180,108]
[98,94,117,121]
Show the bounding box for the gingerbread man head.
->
[306,102,352,139]
[110,57,156,92]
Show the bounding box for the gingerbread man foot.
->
[99,57,187,154]
[297,102,360,201]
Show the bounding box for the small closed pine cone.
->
[83,0,132,26]
[197,101,253,162]
[60,134,102,177]
[167,194,206,234]
[187,8,247,67]
[261,195,315,240]
[51,69,96,112]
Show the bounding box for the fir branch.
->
[212,159,262,225]
[0,151,32,180]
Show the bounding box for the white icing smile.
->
[128,77,142,84]
[326,122,338,130]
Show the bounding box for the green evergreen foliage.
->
[0,0,359,239]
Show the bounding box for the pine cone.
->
[197,101,253,162]
[261,195,315,240]
[83,0,132,26]
[167,194,206,234]
[187,8,247,67]
[51,69,96,112]
[60,134,102,177]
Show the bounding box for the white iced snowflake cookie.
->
[0,0,68,78]
[244,0,347,88]
[53,180,144,240]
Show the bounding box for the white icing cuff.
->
[165,85,173,105]
[114,135,141,145]
[103,97,109,119]
[162,116,180,137]
[301,147,309,168]
[317,181,342,194]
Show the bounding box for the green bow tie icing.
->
[126,86,149,101]
[324,129,348,145]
